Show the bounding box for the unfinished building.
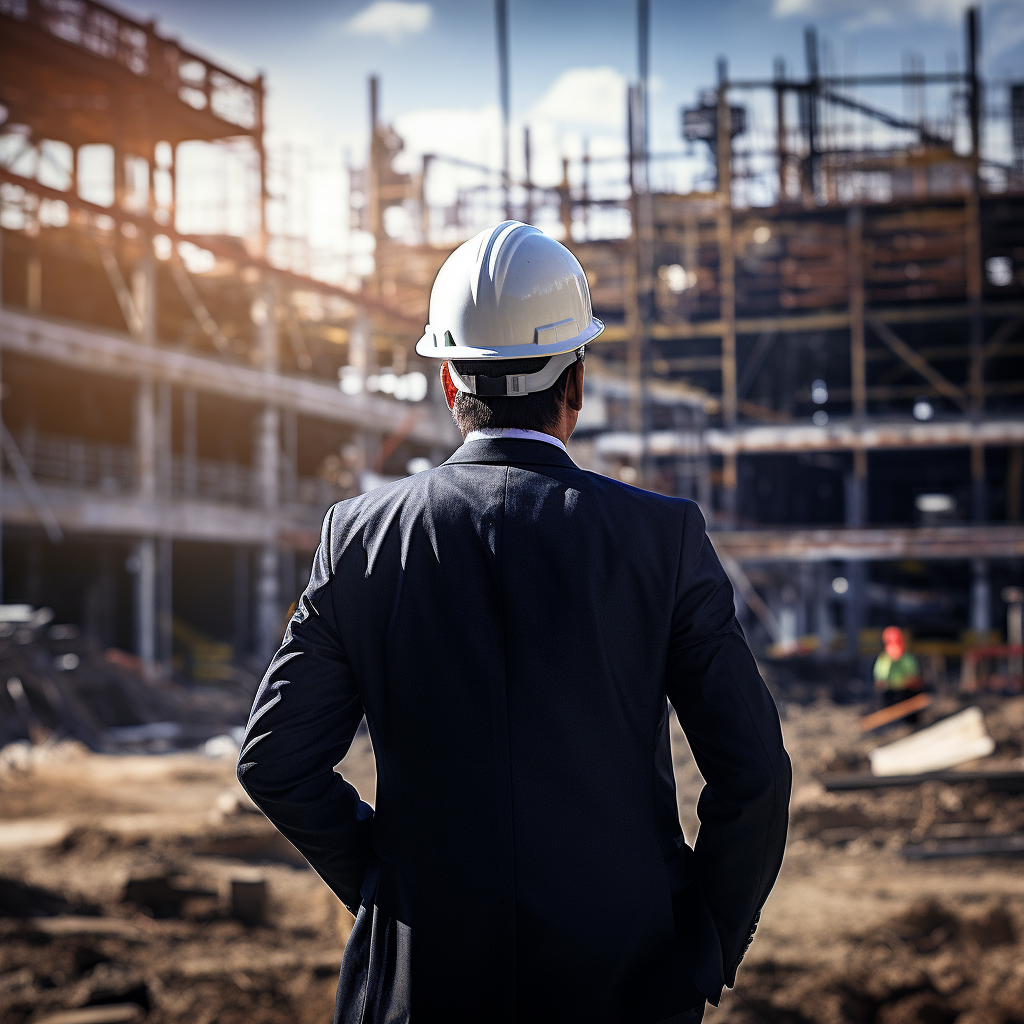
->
[1,1,1022,690]
[0,0,458,679]
[357,8,1024,687]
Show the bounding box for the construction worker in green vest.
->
[874,626,923,710]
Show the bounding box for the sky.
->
[109,0,1024,263]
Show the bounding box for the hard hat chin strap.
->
[447,348,583,398]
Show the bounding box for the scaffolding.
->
[1,0,1021,684]
[0,0,458,678]
[354,6,1023,676]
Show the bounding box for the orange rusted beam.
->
[860,692,931,731]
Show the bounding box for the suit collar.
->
[444,436,579,470]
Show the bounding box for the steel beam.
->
[596,416,1024,458]
[0,308,458,447]
[598,302,1024,344]
[712,524,1024,563]
[1,482,301,546]
[866,318,968,409]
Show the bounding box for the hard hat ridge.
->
[415,220,604,394]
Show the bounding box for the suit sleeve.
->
[237,505,373,914]
[665,502,791,990]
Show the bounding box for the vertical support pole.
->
[367,76,383,244]
[524,127,533,225]
[970,557,990,635]
[255,277,280,666]
[717,65,737,525]
[815,563,833,661]
[848,206,866,419]
[1007,445,1023,521]
[282,406,298,507]
[133,539,157,670]
[0,226,4,602]
[183,386,198,498]
[135,381,156,500]
[132,252,158,676]
[157,381,172,498]
[495,0,511,221]
[625,84,646,483]
[630,0,654,489]
[420,153,432,244]
[845,452,867,667]
[0,347,3,605]
[27,256,42,312]
[803,26,820,205]
[255,75,267,256]
[168,143,178,234]
[158,536,172,677]
[582,139,590,240]
[559,157,572,241]
[971,442,986,522]
[696,408,713,516]
[156,376,172,680]
[774,58,787,205]
[233,546,249,663]
[965,8,986,524]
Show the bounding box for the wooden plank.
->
[860,693,931,731]
[820,769,1024,793]
[902,835,1024,860]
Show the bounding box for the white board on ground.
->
[868,706,995,777]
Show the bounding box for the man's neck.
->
[463,427,568,453]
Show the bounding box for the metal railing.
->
[11,430,348,514]
[16,429,137,494]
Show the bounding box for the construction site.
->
[1,0,1024,1021]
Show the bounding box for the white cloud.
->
[345,2,432,42]
[773,0,983,27]
[393,105,503,202]
[530,67,628,131]
[985,2,1024,61]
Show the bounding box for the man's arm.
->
[665,502,792,993]
[236,506,373,914]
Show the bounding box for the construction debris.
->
[868,706,996,776]
[0,608,252,752]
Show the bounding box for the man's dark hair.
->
[450,357,574,433]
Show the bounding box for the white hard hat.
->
[415,221,604,396]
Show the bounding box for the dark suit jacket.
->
[238,437,791,1024]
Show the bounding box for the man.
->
[238,222,791,1024]
[874,626,924,711]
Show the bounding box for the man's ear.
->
[566,359,585,413]
[440,361,458,410]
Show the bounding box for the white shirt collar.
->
[464,427,568,454]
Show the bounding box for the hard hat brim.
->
[415,318,604,360]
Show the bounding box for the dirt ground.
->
[2,697,1024,1024]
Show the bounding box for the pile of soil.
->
[2,691,1023,1023]
[0,742,356,1024]
[722,898,1024,1024]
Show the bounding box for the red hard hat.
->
[882,626,903,645]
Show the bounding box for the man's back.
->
[239,437,790,1023]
